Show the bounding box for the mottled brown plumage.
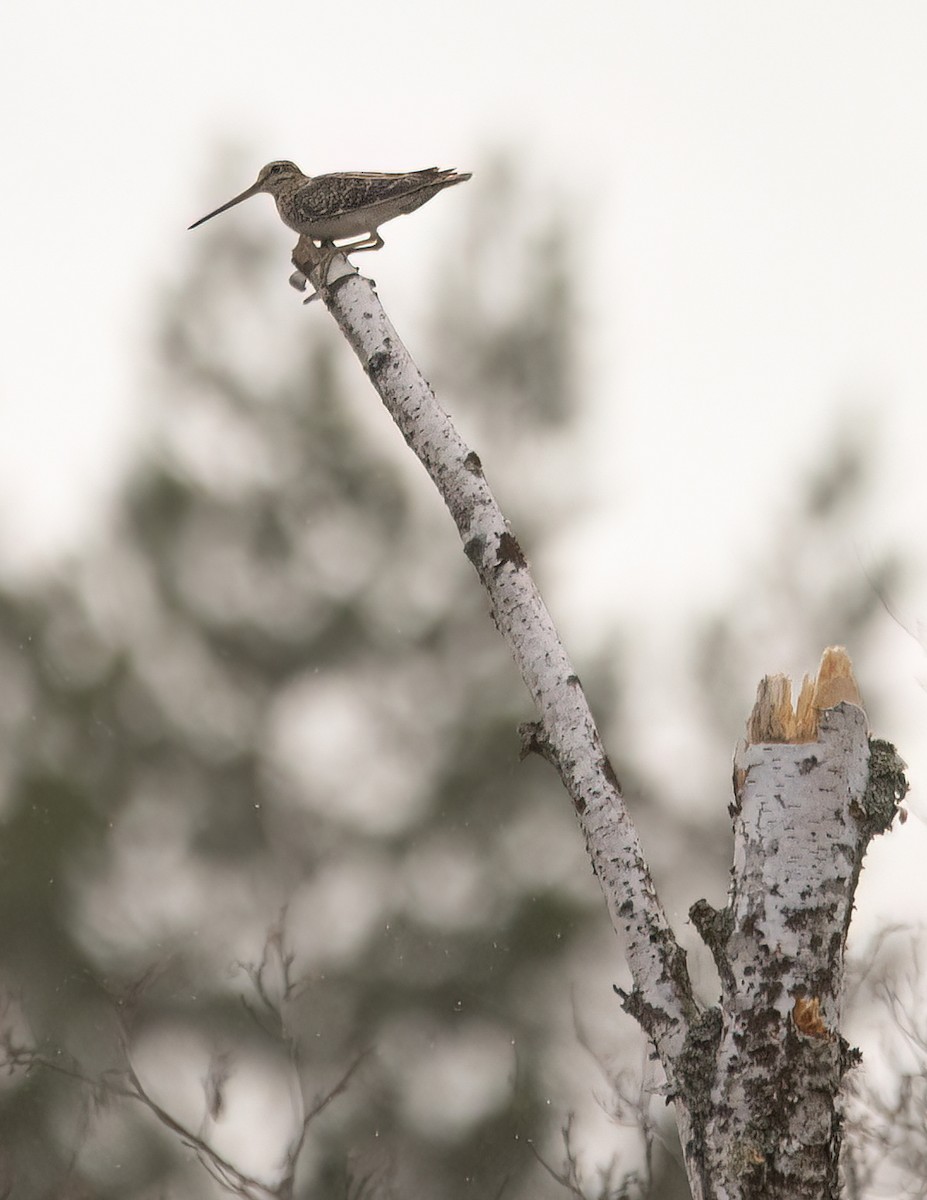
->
[189,161,471,267]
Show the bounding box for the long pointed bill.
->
[188,180,264,230]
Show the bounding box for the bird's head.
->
[188,161,304,229]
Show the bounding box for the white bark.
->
[702,705,868,1198]
[290,245,906,1200]
[688,664,905,1199]
[291,243,696,1063]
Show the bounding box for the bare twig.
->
[0,975,368,1200]
[280,1048,372,1190]
[527,1121,586,1199]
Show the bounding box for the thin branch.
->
[121,1055,274,1200]
[527,1126,586,1199]
[0,995,367,1200]
[282,1048,373,1183]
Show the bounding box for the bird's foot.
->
[291,237,366,303]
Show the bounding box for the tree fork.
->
[291,244,907,1198]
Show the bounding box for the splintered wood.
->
[746,646,863,744]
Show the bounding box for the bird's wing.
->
[296,170,462,224]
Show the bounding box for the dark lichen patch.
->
[857,738,908,836]
[690,899,736,992]
[676,1006,722,1122]
[615,984,675,1043]
[463,450,483,474]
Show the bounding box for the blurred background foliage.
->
[0,156,901,1199]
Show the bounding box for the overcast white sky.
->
[3,1,927,931]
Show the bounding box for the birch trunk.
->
[688,662,904,1198]
[292,245,907,1199]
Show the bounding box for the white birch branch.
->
[292,242,696,1076]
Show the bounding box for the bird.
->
[189,160,471,283]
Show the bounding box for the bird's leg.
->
[314,233,384,288]
[298,241,358,301]
[333,231,385,258]
[312,240,346,288]
[291,232,383,301]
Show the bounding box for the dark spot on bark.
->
[676,1007,723,1140]
[690,900,736,992]
[602,755,622,793]
[367,350,389,378]
[566,673,581,687]
[618,986,670,1042]
[463,451,483,474]
[463,535,486,568]
[495,531,527,570]
[519,721,557,765]
[799,755,819,775]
